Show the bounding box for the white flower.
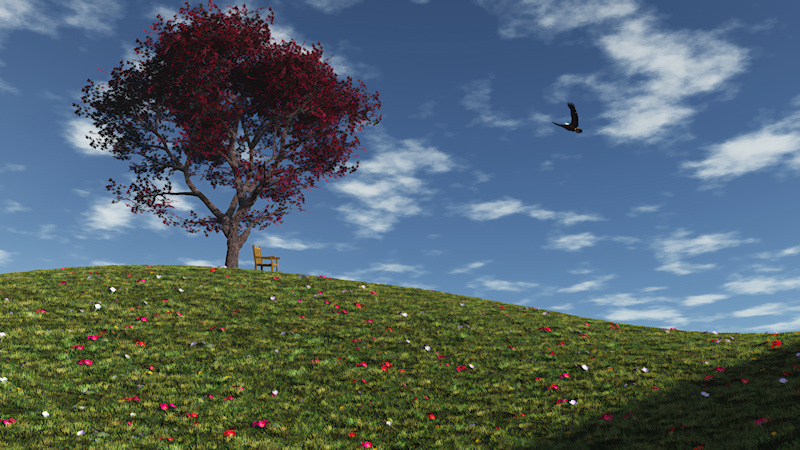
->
[109,287,116,293]
[42,411,49,417]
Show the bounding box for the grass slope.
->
[0,264,798,449]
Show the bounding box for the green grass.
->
[0,264,798,449]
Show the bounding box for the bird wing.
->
[568,103,579,127]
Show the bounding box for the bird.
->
[553,102,583,133]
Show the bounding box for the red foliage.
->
[73,0,381,268]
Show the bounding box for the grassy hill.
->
[0,264,798,449]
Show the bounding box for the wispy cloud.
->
[467,276,540,292]
[455,197,606,226]
[449,261,492,274]
[472,0,750,144]
[680,114,800,188]
[652,228,760,275]
[474,0,639,38]
[328,129,458,238]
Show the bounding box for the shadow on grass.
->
[516,337,800,450]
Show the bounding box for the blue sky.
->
[2,0,800,334]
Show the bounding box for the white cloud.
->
[655,260,717,276]
[467,276,539,292]
[474,1,749,144]
[683,293,728,307]
[2,224,61,242]
[586,292,672,307]
[259,235,329,251]
[0,0,124,48]
[324,261,427,284]
[755,245,800,260]
[474,0,639,38]
[603,307,690,326]
[460,77,525,129]
[299,0,367,14]
[730,302,786,318]
[456,198,605,226]
[0,163,24,173]
[0,0,125,93]
[328,132,456,238]
[461,198,527,221]
[680,123,800,187]
[545,232,601,252]
[58,0,125,34]
[651,228,759,275]
[0,0,63,45]
[557,275,616,293]
[0,249,13,266]
[539,232,637,253]
[449,261,491,274]
[592,16,750,143]
[1,200,30,213]
[656,229,756,257]
[75,172,211,240]
[724,275,800,295]
[559,211,606,226]
[410,100,436,119]
[628,204,662,217]
[0,77,20,95]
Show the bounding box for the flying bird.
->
[553,102,582,133]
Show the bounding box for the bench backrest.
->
[252,245,279,271]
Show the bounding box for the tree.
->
[73,0,382,269]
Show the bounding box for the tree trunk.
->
[222,223,253,269]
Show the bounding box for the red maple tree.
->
[73,0,381,269]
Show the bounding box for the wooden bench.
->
[252,245,280,272]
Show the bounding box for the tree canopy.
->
[73,0,382,268]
